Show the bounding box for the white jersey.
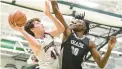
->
[36,34,59,69]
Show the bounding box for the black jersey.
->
[61,33,90,69]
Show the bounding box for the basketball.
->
[8,10,27,27]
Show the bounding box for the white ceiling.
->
[2,0,122,27]
[66,0,122,15]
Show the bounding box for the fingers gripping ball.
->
[8,10,27,27]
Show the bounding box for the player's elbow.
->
[99,65,104,68]
[57,27,65,35]
[98,64,105,68]
[60,26,65,33]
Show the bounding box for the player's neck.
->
[74,32,84,38]
[35,33,45,39]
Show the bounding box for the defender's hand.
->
[108,36,117,50]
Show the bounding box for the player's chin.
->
[70,25,77,29]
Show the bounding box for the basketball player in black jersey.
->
[50,1,117,69]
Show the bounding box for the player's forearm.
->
[51,1,59,13]
[50,0,71,40]
[51,1,68,28]
[48,15,65,33]
[20,29,40,49]
[99,48,112,68]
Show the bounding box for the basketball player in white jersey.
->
[9,1,65,69]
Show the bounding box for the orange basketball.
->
[8,10,27,27]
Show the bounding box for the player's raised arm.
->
[45,1,65,37]
[50,0,71,41]
[89,36,116,68]
[8,11,41,56]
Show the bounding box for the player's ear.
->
[30,28,35,32]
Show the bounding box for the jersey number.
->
[71,46,79,56]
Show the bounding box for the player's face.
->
[32,21,45,34]
[70,19,86,32]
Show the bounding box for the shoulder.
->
[89,40,96,49]
[62,32,74,42]
[84,36,90,41]
[44,32,54,38]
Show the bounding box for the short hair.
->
[74,13,90,35]
[24,18,40,37]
